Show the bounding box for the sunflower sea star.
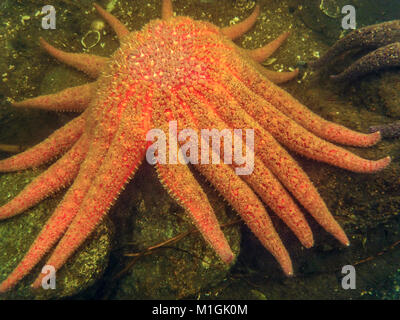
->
[0,0,391,293]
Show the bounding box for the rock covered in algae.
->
[110,164,241,300]
[0,169,113,299]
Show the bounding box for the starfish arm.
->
[330,43,400,82]
[176,91,314,248]
[257,82,382,147]
[221,5,260,40]
[31,111,148,288]
[0,77,142,291]
[155,162,234,263]
[221,77,391,173]
[0,93,126,292]
[245,31,290,62]
[195,162,293,276]
[0,132,110,293]
[169,93,292,274]
[40,38,108,78]
[0,135,88,220]
[93,3,129,40]
[161,0,173,20]
[13,82,95,112]
[241,161,314,248]
[237,47,299,84]
[257,68,299,84]
[153,113,234,263]
[188,84,349,246]
[222,50,383,147]
[256,132,350,246]
[0,115,85,172]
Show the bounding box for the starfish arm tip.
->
[337,231,350,247]
[221,251,235,265]
[11,101,23,108]
[302,236,314,249]
[39,37,50,49]
[31,275,43,289]
[278,253,294,277]
[285,269,294,277]
[0,282,7,294]
[371,130,382,142]
[375,155,391,172]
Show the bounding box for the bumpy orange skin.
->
[0,1,390,293]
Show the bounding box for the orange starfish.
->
[0,0,390,293]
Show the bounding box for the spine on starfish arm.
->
[161,0,173,20]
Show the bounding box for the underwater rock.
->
[110,164,241,300]
[0,169,113,299]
